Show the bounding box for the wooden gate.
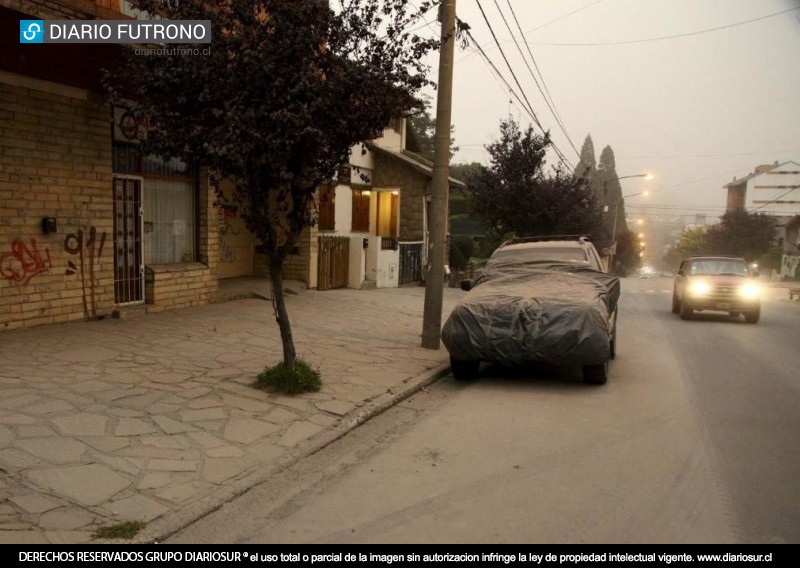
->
[317,236,350,291]
[399,242,423,285]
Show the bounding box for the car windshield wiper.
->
[716,272,745,276]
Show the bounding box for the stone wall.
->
[373,153,430,241]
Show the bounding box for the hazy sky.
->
[418,0,800,222]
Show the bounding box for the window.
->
[376,191,398,237]
[144,178,196,264]
[318,185,335,231]
[113,143,199,264]
[352,189,371,232]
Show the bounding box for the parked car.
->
[671,256,761,323]
[441,235,620,385]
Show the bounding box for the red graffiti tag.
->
[0,239,52,285]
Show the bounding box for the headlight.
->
[739,283,761,299]
[688,280,711,296]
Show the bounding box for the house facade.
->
[1,0,221,330]
[1,0,465,331]
[724,160,800,280]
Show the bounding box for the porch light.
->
[361,190,371,197]
[392,190,399,196]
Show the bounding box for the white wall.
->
[745,162,800,216]
[334,184,352,234]
[376,247,400,288]
[348,236,366,289]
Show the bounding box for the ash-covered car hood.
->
[441,258,620,366]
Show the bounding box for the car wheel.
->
[671,292,680,314]
[450,357,480,380]
[679,301,693,321]
[729,311,741,318]
[744,307,760,324]
[583,362,608,385]
[609,311,617,359]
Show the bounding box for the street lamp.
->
[604,172,653,273]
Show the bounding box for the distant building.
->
[724,161,800,216]
[724,161,800,280]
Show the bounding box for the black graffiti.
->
[64,226,107,319]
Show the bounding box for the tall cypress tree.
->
[574,134,596,181]
[596,145,627,234]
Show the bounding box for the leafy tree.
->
[612,230,642,276]
[704,210,776,261]
[467,119,607,244]
[407,95,459,161]
[674,227,708,259]
[107,0,438,375]
[449,162,483,185]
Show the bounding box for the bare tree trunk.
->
[269,259,297,368]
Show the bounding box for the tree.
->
[596,145,626,234]
[574,134,596,181]
[612,230,642,276]
[407,95,458,161]
[704,210,776,261]
[467,119,607,245]
[673,227,709,259]
[107,0,438,379]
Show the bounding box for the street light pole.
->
[606,186,650,273]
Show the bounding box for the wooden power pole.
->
[421,0,456,350]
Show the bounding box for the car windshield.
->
[492,246,589,265]
[688,259,748,276]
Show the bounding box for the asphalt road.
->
[169,277,800,544]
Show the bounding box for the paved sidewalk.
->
[0,286,461,543]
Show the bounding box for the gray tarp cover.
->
[441,255,620,366]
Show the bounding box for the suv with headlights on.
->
[672,256,761,323]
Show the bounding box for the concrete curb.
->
[120,362,451,544]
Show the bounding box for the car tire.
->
[583,362,608,385]
[679,301,693,321]
[609,311,617,360]
[450,357,480,380]
[671,292,680,314]
[744,307,760,324]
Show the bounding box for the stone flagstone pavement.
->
[0,286,461,543]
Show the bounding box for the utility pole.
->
[421,0,456,350]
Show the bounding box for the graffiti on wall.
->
[0,239,52,285]
[64,226,107,319]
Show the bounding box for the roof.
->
[723,160,800,188]
[366,143,467,189]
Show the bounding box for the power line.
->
[750,184,800,211]
[529,6,800,47]
[457,0,605,64]
[472,0,574,169]
[495,0,580,158]
[617,149,800,160]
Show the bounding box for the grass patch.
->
[256,359,322,395]
[93,521,145,540]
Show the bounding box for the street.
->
[169,277,800,544]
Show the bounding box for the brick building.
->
[1,0,221,330]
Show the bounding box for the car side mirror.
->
[460,279,474,292]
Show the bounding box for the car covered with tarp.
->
[441,236,620,384]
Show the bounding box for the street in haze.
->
[169,277,800,544]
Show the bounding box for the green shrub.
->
[449,235,474,270]
[256,359,322,395]
[93,521,144,540]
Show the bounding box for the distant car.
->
[442,235,620,385]
[672,256,761,323]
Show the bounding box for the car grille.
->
[707,285,738,301]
